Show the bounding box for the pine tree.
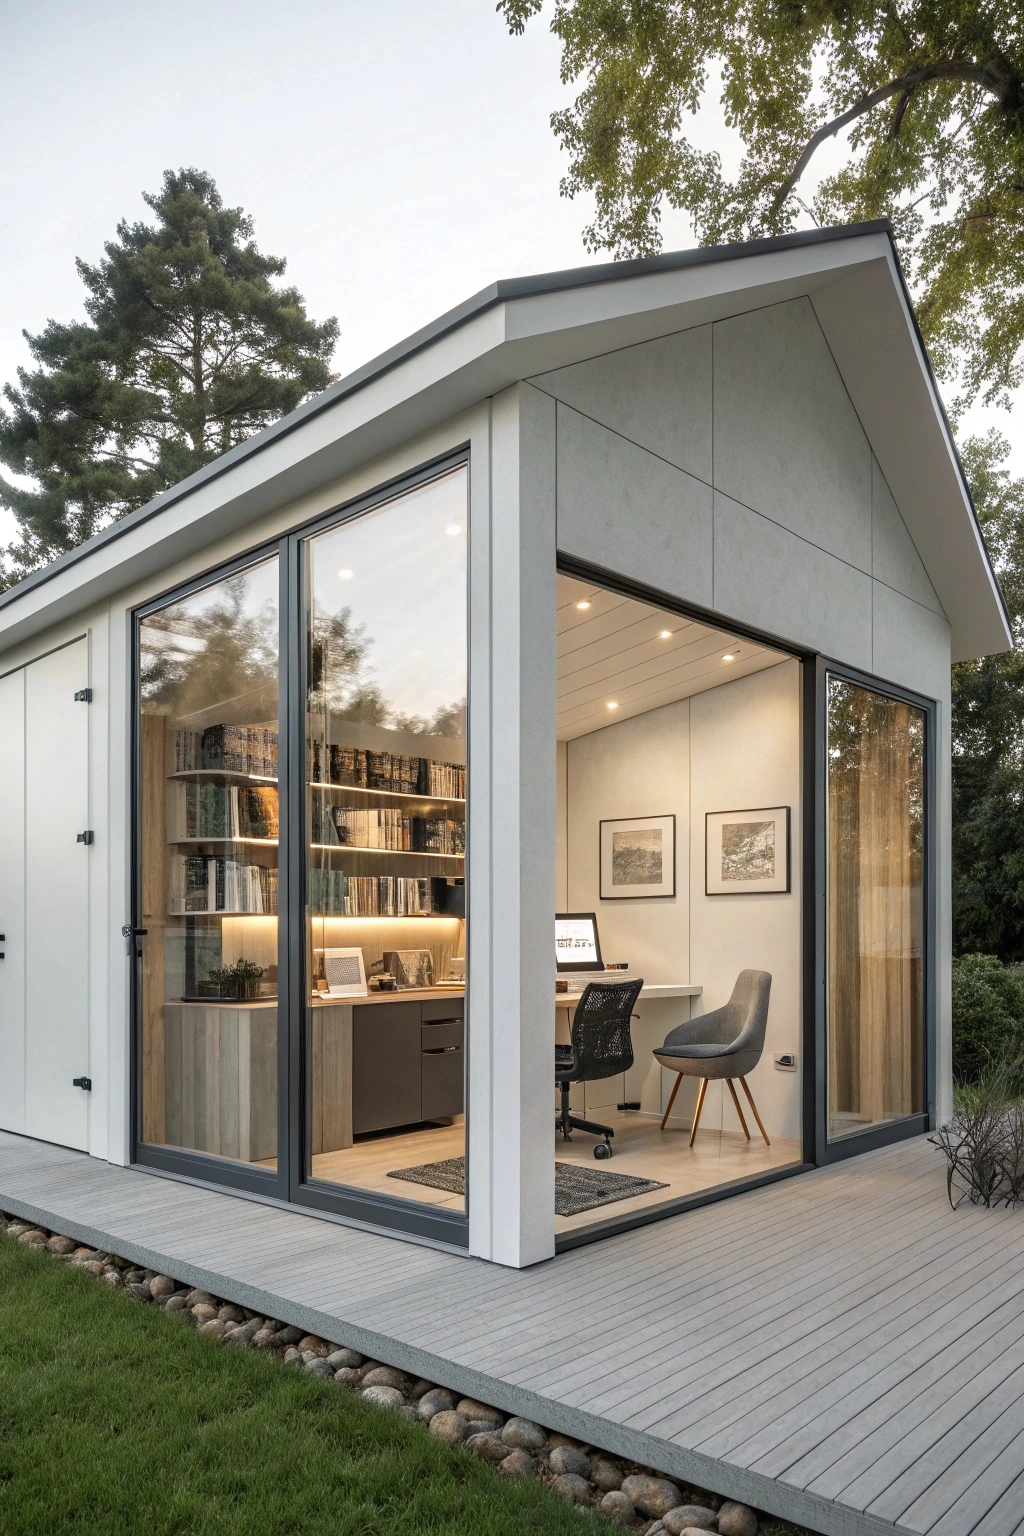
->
[0,169,338,585]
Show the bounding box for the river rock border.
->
[3,1214,787,1536]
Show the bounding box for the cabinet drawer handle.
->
[423,1046,460,1054]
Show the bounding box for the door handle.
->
[77,831,94,845]
[73,1077,92,1091]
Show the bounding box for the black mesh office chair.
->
[555,977,643,1159]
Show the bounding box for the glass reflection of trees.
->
[140,571,278,722]
[308,602,464,740]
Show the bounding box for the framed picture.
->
[322,947,368,997]
[705,807,790,895]
[599,814,676,900]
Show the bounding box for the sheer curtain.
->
[827,680,924,1140]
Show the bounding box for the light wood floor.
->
[308,1113,801,1231]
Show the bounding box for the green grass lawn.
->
[0,1234,605,1536]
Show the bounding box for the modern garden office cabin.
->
[0,222,1008,1269]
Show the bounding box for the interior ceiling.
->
[557,574,788,741]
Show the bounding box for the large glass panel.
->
[826,677,925,1140]
[305,468,468,1212]
[138,559,280,1168]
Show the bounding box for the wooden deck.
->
[2,1129,1023,1536]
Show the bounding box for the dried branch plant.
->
[932,1052,1024,1208]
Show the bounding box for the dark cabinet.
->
[352,1003,421,1134]
[352,997,464,1135]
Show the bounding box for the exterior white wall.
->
[533,294,953,1125]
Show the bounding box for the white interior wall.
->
[560,659,801,1142]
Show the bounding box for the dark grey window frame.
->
[129,447,471,1249]
[553,555,939,1251]
[810,657,937,1166]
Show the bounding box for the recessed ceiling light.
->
[607,701,619,710]
[576,600,592,610]
[445,523,462,535]
[722,652,736,662]
[338,568,354,580]
[659,629,672,639]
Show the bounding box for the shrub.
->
[932,1050,1024,1207]
[951,953,1024,1085]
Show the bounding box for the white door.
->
[24,640,91,1150]
[0,667,26,1134]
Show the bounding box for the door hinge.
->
[74,688,93,702]
[77,830,94,845]
[72,1077,92,1091]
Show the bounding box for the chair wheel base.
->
[594,1141,612,1160]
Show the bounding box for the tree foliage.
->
[0,169,338,584]
[499,0,1024,407]
[952,431,1024,959]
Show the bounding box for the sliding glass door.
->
[825,675,927,1142]
[137,557,281,1174]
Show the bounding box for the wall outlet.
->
[773,1052,797,1071]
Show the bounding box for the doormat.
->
[388,1157,669,1217]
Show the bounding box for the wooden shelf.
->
[168,770,278,784]
[310,780,464,812]
[168,836,279,847]
[310,843,463,860]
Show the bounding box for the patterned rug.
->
[387,1156,668,1218]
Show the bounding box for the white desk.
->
[555,982,702,1002]
[554,982,702,1118]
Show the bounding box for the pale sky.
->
[0,0,1016,554]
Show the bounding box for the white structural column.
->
[468,384,557,1267]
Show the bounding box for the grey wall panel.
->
[531,325,712,485]
[871,456,945,617]
[713,492,872,668]
[713,298,872,573]
[556,403,713,609]
[870,579,951,701]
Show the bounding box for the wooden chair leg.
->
[660,1072,683,1131]
[739,1076,771,1145]
[689,1077,709,1148]
[726,1078,750,1140]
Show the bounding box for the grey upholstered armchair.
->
[653,970,772,1146]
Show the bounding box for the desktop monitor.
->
[555,913,604,973]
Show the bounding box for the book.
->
[169,855,278,914]
[174,723,279,779]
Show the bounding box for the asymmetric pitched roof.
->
[0,220,1009,661]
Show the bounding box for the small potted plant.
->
[201,958,265,1001]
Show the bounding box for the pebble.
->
[362,1365,412,1393]
[18,1229,47,1246]
[418,1387,457,1422]
[498,1450,536,1478]
[197,1319,226,1340]
[283,1347,303,1365]
[251,1328,281,1350]
[358,1360,384,1380]
[126,1282,152,1302]
[399,1403,420,1422]
[71,1248,96,1261]
[592,1458,624,1492]
[429,1410,469,1444]
[102,1269,123,1287]
[325,1347,363,1370]
[501,1417,547,1452]
[550,1473,592,1505]
[46,1234,77,1255]
[456,1398,502,1425]
[297,1335,328,1356]
[362,1384,405,1409]
[5,1222,31,1238]
[305,1357,335,1379]
[334,1368,362,1387]
[408,1378,433,1399]
[81,1261,105,1277]
[601,1490,636,1526]
[226,1320,261,1345]
[622,1475,684,1519]
[125,1269,147,1287]
[164,1295,189,1313]
[549,1445,591,1479]
[717,1502,758,1536]
[663,1507,718,1535]
[185,1289,215,1308]
[149,1275,176,1299]
[218,1304,245,1324]
[466,1432,509,1463]
[191,1304,218,1324]
[276,1325,304,1346]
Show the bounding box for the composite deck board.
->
[2,1129,1023,1536]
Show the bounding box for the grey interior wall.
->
[560,662,802,1140]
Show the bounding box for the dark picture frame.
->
[599,814,676,900]
[705,806,791,895]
